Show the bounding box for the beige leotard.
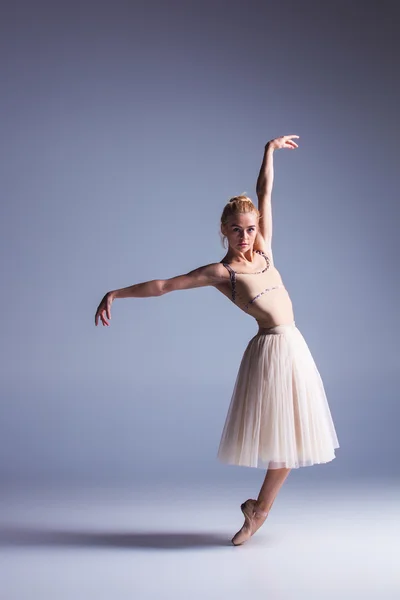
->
[221,249,295,329]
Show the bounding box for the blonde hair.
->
[220,195,260,247]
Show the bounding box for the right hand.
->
[267,134,299,150]
[95,291,115,326]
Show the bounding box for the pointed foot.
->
[231,499,269,546]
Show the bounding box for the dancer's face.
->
[222,212,259,251]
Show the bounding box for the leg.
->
[231,465,291,546]
[255,466,291,513]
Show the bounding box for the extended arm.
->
[255,134,299,244]
[94,263,224,326]
[256,143,274,243]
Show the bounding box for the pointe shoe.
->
[231,499,269,546]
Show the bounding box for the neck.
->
[226,247,255,262]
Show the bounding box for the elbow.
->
[256,185,266,198]
[157,279,168,296]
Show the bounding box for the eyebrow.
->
[230,224,256,228]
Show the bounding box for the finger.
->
[284,134,300,139]
[106,303,111,320]
[95,305,105,325]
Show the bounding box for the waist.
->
[257,321,296,335]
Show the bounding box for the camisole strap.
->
[256,249,270,270]
[222,263,236,303]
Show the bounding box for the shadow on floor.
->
[0,525,234,550]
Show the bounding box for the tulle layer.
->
[217,322,340,469]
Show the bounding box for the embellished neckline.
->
[222,250,269,275]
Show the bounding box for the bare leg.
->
[255,466,291,513]
[231,465,291,545]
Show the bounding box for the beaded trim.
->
[243,284,285,310]
[222,263,237,302]
[222,250,270,303]
[231,250,270,274]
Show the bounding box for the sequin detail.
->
[230,250,270,274]
[222,250,269,304]
[243,284,285,310]
[222,250,284,309]
[222,263,237,302]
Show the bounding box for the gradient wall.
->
[1,0,398,485]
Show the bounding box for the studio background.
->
[1,0,398,489]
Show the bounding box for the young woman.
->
[94,134,340,546]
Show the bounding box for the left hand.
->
[267,135,299,150]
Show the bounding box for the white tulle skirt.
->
[217,321,339,469]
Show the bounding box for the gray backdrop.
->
[1,0,398,486]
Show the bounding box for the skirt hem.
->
[217,447,339,470]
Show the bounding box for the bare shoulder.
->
[190,261,230,285]
[161,261,229,294]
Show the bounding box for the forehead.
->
[227,212,258,227]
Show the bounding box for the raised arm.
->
[255,134,299,245]
[94,262,225,326]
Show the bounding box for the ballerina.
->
[94,134,340,546]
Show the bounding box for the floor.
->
[0,478,399,600]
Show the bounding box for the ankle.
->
[254,501,269,516]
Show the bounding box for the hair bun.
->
[228,195,252,204]
[220,194,259,231]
